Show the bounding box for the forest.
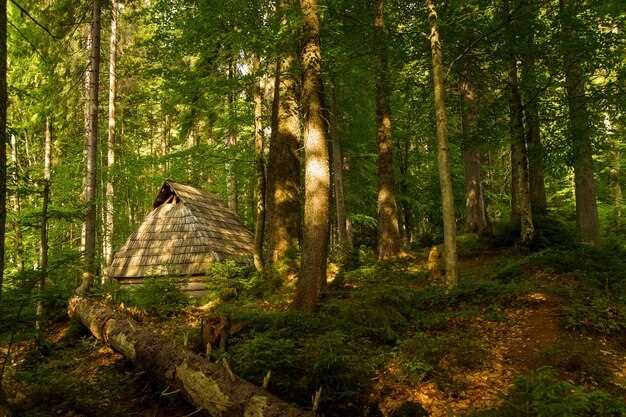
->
[0,0,625,416]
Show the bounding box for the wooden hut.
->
[108,180,254,296]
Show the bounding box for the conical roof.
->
[108,180,254,278]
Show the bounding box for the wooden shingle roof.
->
[108,180,254,278]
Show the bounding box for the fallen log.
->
[68,296,313,417]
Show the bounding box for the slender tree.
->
[329,80,350,255]
[78,0,102,295]
[560,0,599,245]
[294,0,330,312]
[36,117,52,333]
[103,0,119,275]
[267,0,301,263]
[427,0,458,287]
[226,59,238,212]
[373,0,402,260]
[9,134,23,272]
[252,54,266,272]
[0,0,7,306]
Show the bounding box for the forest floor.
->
[2,236,626,417]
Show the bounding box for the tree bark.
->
[104,0,118,277]
[329,80,350,256]
[267,0,301,264]
[78,0,102,296]
[560,0,599,245]
[459,73,490,234]
[36,118,52,333]
[252,55,266,272]
[373,0,402,261]
[294,0,330,313]
[0,0,7,306]
[67,296,313,417]
[427,0,458,288]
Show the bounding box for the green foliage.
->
[563,296,626,335]
[472,368,626,417]
[539,339,612,385]
[121,278,188,318]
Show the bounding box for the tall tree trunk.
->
[267,0,301,264]
[81,28,92,255]
[520,0,547,215]
[0,0,6,306]
[509,61,535,243]
[427,0,458,287]
[373,0,401,261]
[459,73,490,234]
[329,80,350,255]
[9,135,23,272]
[606,115,623,225]
[294,0,330,313]
[78,0,102,296]
[103,0,118,277]
[226,59,238,213]
[560,0,599,245]
[252,55,266,272]
[36,118,52,334]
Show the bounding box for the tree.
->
[0,0,6,306]
[36,117,52,334]
[294,0,330,312]
[373,0,401,261]
[560,0,600,245]
[252,54,266,272]
[329,79,350,255]
[426,0,458,287]
[103,0,119,276]
[459,70,490,234]
[266,0,301,264]
[78,0,102,295]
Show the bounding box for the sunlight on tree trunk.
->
[373,0,401,261]
[9,134,23,272]
[78,0,101,295]
[294,0,330,313]
[226,59,238,213]
[560,0,599,246]
[427,0,458,288]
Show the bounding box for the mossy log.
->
[68,296,313,417]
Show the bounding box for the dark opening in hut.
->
[108,180,254,296]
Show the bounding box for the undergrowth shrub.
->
[563,296,626,335]
[122,277,188,318]
[471,368,626,417]
[539,338,612,385]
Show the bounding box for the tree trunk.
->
[520,0,547,215]
[373,0,401,261]
[459,73,490,234]
[104,0,118,277]
[267,0,301,264]
[9,134,23,272]
[226,59,238,213]
[294,0,330,313]
[78,0,102,296]
[252,55,266,272]
[0,0,6,307]
[329,80,350,256]
[36,118,52,333]
[560,0,599,245]
[427,0,458,288]
[509,60,535,243]
[67,296,313,417]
